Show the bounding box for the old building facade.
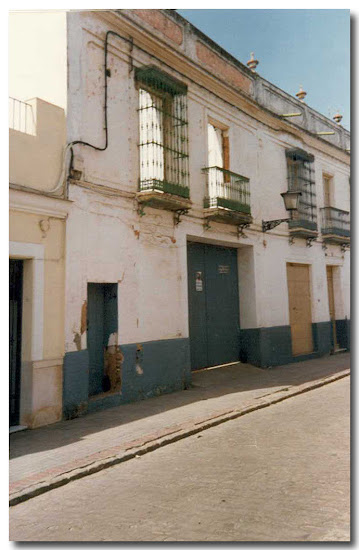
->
[10,10,350,424]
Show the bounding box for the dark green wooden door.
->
[9,260,23,426]
[187,242,240,371]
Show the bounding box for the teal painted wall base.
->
[240,322,334,368]
[240,326,292,367]
[312,322,332,354]
[63,338,191,419]
[336,319,350,350]
[62,320,349,419]
[63,350,89,420]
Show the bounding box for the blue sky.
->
[177,10,350,130]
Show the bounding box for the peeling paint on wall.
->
[104,343,123,392]
[132,226,140,239]
[80,300,87,334]
[73,332,81,351]
[135,343,144,375]
[104,332,123,392]
[107,332,118,347]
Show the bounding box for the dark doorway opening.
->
[10,259,23,427]
[87,283,118,397]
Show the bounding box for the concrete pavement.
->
[10,352,350,506]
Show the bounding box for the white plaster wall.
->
[65,186,190,350]
[65,11,351,353]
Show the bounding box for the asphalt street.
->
[10,376,350,542]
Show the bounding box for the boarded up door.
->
[187,242,240,370]
[326,266,338,350]
[287,263,313,356]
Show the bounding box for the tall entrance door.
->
[9,259,23,426]
[87,283,118,396]
[326,265,338,351]
[287,263,313,356]
[187,242,240,370]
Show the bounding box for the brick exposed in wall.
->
[135,10,183,45]
[196,41,253,96]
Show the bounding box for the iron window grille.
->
[136,66,189,199]
[286,148,317,230]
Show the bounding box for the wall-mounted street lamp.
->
[262,190,302,232]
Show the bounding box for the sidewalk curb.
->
[9,368,350,507]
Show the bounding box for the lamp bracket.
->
[262,218,290,232]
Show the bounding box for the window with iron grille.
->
[136,66,189,199]
[286,148,317,230]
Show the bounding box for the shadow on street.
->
[10,352,349,460]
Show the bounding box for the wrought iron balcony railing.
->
[138,178,190,199]
[202,166,251,214]
[9,97,36,135]
[320,207,350,238]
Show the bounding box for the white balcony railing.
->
[9,97,36,135]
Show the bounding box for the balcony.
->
[202,167,252,226]
[320,207,350,245]
[287,192,318,239]
[288,215,318,239]
[136,179,192,213]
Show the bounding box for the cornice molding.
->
[9,187,71,219]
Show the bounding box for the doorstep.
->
[9,425,28,435]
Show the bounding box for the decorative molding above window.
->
[285,147,314,163]
[135,65,187,96]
